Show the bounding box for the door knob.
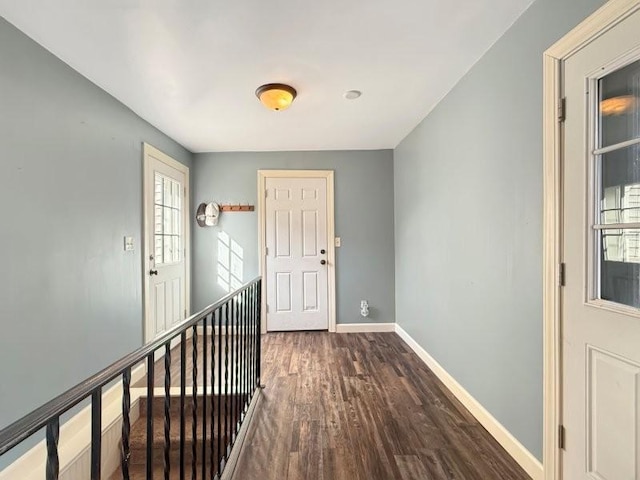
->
[320,249,326,254]
[320,260,326,265]
[149,269,158,276]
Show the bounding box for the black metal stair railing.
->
[0,277,262,480]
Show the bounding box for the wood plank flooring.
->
[231,332,530,480]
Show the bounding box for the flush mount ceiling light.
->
[255,83,297,111]
[600,95,637,116]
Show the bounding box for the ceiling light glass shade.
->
[256,83,297,111]
[600,95,637,116]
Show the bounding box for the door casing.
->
[257,170,336,335]
[142,143,191,343]
[542,1,640,479]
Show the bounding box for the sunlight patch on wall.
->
[217,231,244,293]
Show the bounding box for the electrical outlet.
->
[335,237,341,247]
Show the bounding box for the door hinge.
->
[559,262,566,287]
[265,189,268,198]
[558,425,566,450]
[265,247,269,256]
[266,304,269,313]
[184,309,187,318]
[558,97,566,123]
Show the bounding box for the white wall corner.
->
[394,324,544,480]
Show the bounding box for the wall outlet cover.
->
[335,237,341,247]
[124,236,134,251]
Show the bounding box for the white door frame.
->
[542,1,640,478]
[142,143,191,343]
[257,170,337,334]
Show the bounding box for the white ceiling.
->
[0,0,532,152]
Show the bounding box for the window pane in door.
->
[599,59,640,148]
[153,172,183,266]
[172,236,181,263]
[155,174,163,205]
[155,237,163,265]
[599,144,640,224]
[600,228,640,308]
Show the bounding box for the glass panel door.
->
[594,58,640,308]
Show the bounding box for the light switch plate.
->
[124,236,134,251]
[335,237,341,248]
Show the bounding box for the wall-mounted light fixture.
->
[255,83,297,111]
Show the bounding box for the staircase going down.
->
[111,394,242,480]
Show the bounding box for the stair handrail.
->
[0,276,261,457]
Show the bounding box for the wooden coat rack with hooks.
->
[219,204,255,212]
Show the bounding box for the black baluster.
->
[247,288,252,403]
[224,301,230,461]
[45,417,60,480]
[210,310,216,479]
[91,389,102,480]
[217,304,223,473]
[257,281,262,387]
[235,296,241,431]
[229,299,235,444]
[201,316,208,480]
[247,285,253,401]
[121,367,131,480]
[164,343,171,480]
[252,284,257,392]
[245,288,250,410]
[191,326,198,480]
[242,290,247,417]
[249,284,255,400]
[180,332,186,480]
[147,354,155,480]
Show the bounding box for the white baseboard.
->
[394,324,544,480]
[335,323,396,333]
[0,365,145,480]
[220,388,263,480]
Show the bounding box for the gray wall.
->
[192,151,395,326]
[0,15,193,448]
[393,0,605,461]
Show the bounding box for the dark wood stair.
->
[110,394,243,480]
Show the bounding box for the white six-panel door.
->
[265,177,329,331]
[562,8,640,479]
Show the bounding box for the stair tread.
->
[109,462,214,480]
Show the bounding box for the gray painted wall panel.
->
[192,151,395,326]
[0,16,192,454]
[393,0,605,460]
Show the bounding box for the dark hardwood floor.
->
[231,332,530,480]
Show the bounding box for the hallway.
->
[231,332,529,480]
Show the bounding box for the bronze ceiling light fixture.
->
[255,83,297,111]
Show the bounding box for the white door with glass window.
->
[562,9,640,479]
[143,144,189,342]
[265,177,329,331]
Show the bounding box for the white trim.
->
[142,143,191,344]
[257,170,337,334]
[0,366,145,480]
[335,323,396,333]
[394,324,543,480]
[542,2,640,479]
